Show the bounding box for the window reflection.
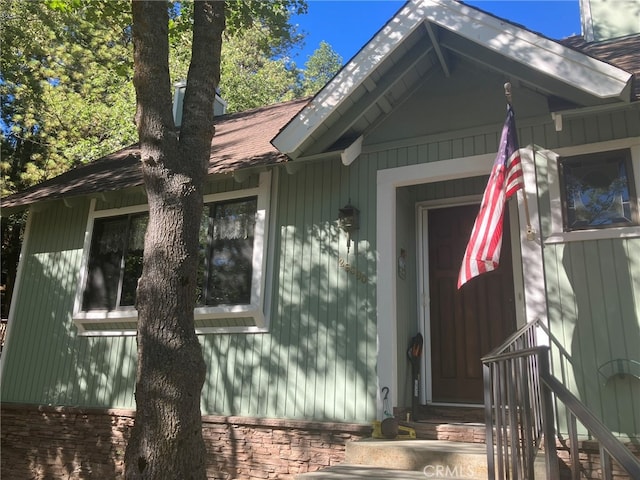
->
[83,196,257,312]
[198,197,257,307]
[560,149,637,231]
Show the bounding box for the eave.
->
[1,98,309,213]
[271,0,633,161]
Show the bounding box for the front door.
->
[427,204,516,404]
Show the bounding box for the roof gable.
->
[2,2,638,212]
[272,0,633,160]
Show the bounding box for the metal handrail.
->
[482,319,640,480]
[540,371,640,479]
[482,345,545,364]
[485,317,542,357]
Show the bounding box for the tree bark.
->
[124,2,224,479]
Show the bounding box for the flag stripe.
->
[458,105,523,289]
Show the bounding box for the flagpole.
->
[504,82,534,240]
[457,83,535,288]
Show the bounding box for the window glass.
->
[120,215,147,306]
[82,217,127,310]
[200,197,257,306]
[196,209,211,307]
[83,197,257,312]
[560,149,637,231]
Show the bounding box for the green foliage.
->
[0,0,136,196]
[0,211,25,317]
[1,0,342,197]
[225,0,307,49]
[300,41,343,97]
[168,2,309,113]
[218,24,300,112]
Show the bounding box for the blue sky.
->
[290,1,582,65]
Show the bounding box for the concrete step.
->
[346,439,488,474]
[296,439,489,479]
[295,464,436,479]
[403,420,486,443]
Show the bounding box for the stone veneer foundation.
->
[0,403,371,479]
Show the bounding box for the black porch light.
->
[338,200,360,254]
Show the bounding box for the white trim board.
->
[541,138,640,244]
[72,172,274,336]
[273,0,631,156]
[376,147,546,412]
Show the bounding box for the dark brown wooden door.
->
[428,204,516,404]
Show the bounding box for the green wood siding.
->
[197,160,377,421]
[582,0,640,41]
[2,164,379,422]
[526,109,640,437]
[544,238,640,437]
[95,189,147,211]
[1,203,137,408]
[2,94,638,432]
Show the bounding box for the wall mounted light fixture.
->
[338,200,360,254]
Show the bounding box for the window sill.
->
[73,305,268,336]
[544,225,640,244]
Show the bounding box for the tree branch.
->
[179,1,224,172]
[131,0,176,158]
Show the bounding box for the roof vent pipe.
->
[173,81,228,127]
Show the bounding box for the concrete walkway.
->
[296,464,432,479]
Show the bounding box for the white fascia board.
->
[341,135,364,166]
[272,2,425,155]
[423,0,632,99]
[273,0,632,157]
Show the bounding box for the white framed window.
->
[559,149,638,231]
[545,139,640,244]
[74,171,273,335]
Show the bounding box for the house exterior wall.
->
[544,238,640,438]
[0,202,138,408]
[368,95,640,436]
[580,0,640,42]
[198,160,378,421]
[0,160,379,424]
[2,95,639,437]
[526,109,640,437]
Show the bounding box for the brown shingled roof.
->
[1,97,310,210]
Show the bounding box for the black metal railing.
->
[482,318,640,480]
[482,318,546,479]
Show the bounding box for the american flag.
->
[457,105,523,289]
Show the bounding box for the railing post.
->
[538,349,560,480]
[484,362,496,480]
[518,354,535,479]
[566,411,580,480]
[495,361,507,480]
[483,325,640,480]
[600,445,613,480]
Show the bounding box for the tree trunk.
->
[124,2,224,479]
